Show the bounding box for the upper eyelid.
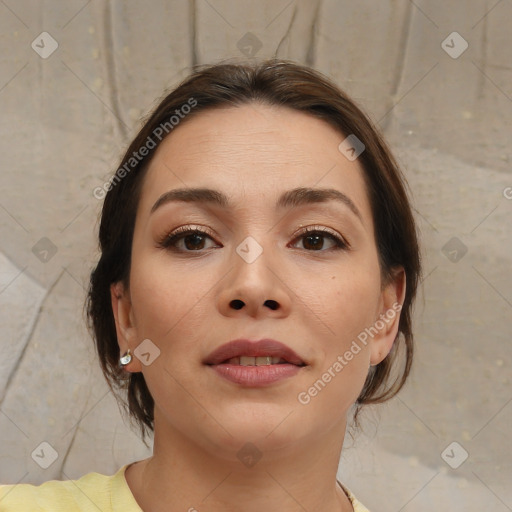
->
[158,225,217,244]
[296,225,340,236]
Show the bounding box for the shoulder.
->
[0,464,140,512]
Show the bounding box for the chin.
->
[207,404,313,454]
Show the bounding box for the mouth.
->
[203,338,306,367]
[220,356,299,366]
[204,339,307,387]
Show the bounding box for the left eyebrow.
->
[150,186,363,222]
[276,187,362,222]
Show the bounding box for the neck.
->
[127,410,354,512]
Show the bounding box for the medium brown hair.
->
[86,59,421,443]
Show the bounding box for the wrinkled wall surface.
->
[1,1,511,510]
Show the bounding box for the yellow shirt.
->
[0,464,370,511]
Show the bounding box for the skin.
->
[111,102,406,512]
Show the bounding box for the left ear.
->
[370,267,406,366]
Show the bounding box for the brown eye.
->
[181,232,207,250]
[302,233,328,250]
[291,227,348,251]
[158,227,220,252]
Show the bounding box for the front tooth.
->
[255,356,272,366]
[240,356,256,366]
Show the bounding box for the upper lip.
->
[204,339,306,366]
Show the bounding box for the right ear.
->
[110,282,142,373]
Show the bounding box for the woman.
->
[0,60,421,511]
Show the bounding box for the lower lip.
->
[208,363,303,387]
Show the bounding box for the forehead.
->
[138,103,373,224]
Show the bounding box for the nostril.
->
[230,299,244,310]
[264,300,278,310]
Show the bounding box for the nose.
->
[216,241,292,319]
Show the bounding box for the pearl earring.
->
[120,349,132,366]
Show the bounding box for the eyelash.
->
[157,225,349,253]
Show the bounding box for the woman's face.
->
[112,103,404,459]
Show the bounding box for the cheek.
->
[129,255,208,341]
[299,276,377,417]
[319,265,381,341]
[301,265,379,398]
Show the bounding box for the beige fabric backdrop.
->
[1,1,511,510]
